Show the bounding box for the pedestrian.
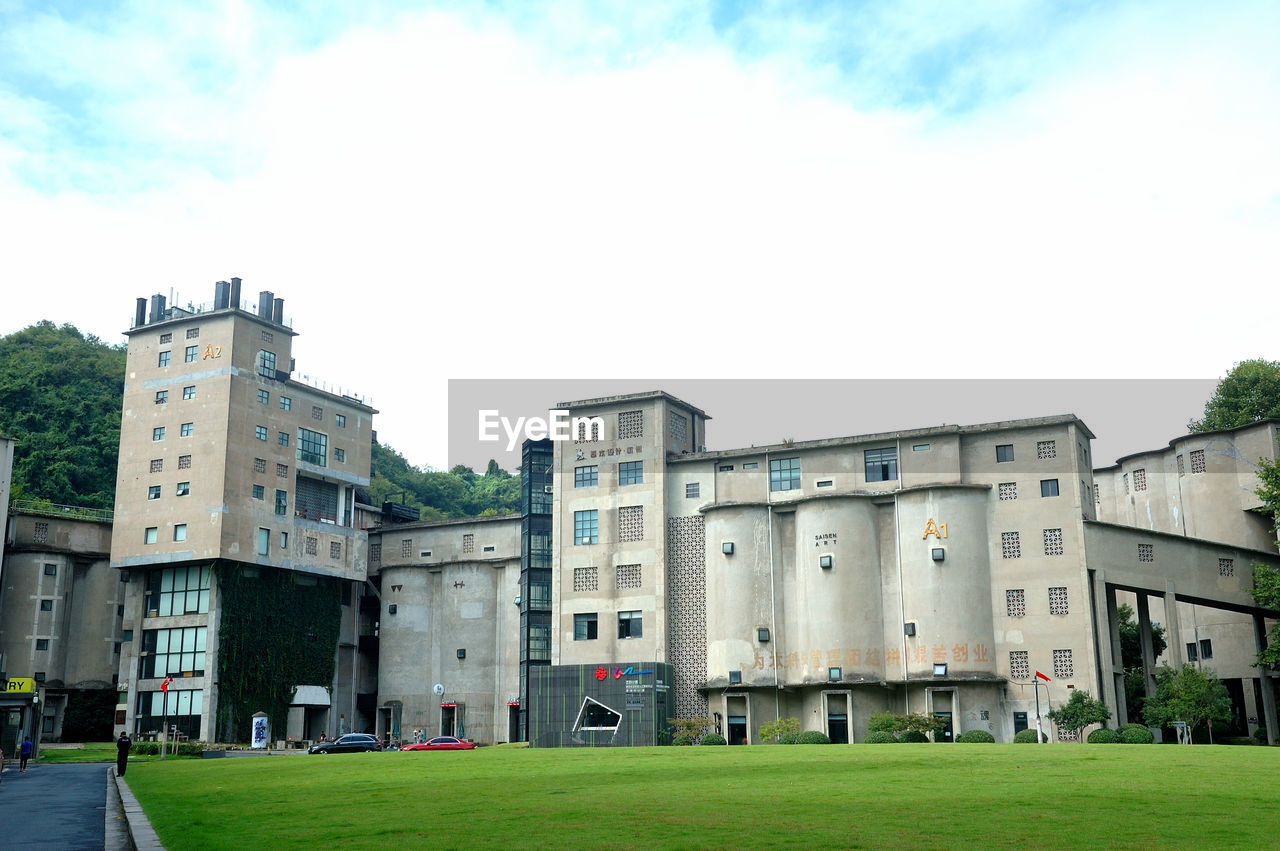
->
[116,731,131,778]
[19,736,32,772]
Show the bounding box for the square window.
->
[255,425,267,441]
[619,460,643,485]
[1036,440,1056,459]
[728,670,742,684]
[184,345,198,362]
[573,567,599,592]
[158,351,171,367]
[176,481,189,496]
[43,563,56,576]
[617,610,642,639]
[279,431,290,447]
[685,482,700,498]
[769,457,801,492]
[186,327,199,339]
[334,448,345,462]
[336,414,346,428]
[155,390,168,404]
[864,447,897,482]
[1040,479,1059,497]
[153,426,166,441]
[330,541,342,559]
[574,613,598,641]
[36,639,49,651]
[574,510,598,545]
[40,599,53,612]
[280,396,292,410]
[257,350,276,378]
[159,333,172,344]
[252,485,264,499]
[996,444,1014,463]
[258,389,269,404]
[150,458,163,473]
[276,463,288,478]
[180,422,193,437]
[173,524,187,542]
[828,667,842,682]
[575,465,598,488]
[183,385,196,400]
[254,457,266,473]
[998,482,1017,501]
[148,485,161,500]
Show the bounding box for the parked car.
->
[400,736,476,751]
[308,733,383,754]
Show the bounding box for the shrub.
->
[1119,724,1154,745]
[898,730,930,743]
[1014,729,1046,744]
[797,730,831,745]
[867,712,900,735]
[1087,728,1120,744]
[864,731,896,744]
[1252,727,1269,745]
[130,742,159,755]
[955,730,995,743]
[777,732,802,745]
[699,733,727,746]
[671,734,695,746]
[759,717,801,743]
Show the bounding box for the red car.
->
[401,736,475,751]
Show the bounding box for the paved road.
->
[0,762,126,849]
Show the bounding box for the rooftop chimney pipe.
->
[214,280,230,310]
[257,290,274,319]
[229,277,242,309]
[149,294,167,324]
[272,297,284,324]
[134,298,147,328]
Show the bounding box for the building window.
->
[176,481,189,496]
[685,482,700,498]
[1219,558,1234,577]
[574,510,598,545]
[147,566,211,616]
[254,457,266,473]
[298,427,327,466]
[998,482,1017,501]
[186,328,199,339]
[1200,638,1213,660]
[183,385,196,400]
[159,333,172,344]
[153,426,166,441]
[1138,543,1154,563]
[276,463,288,478]
[1001,532,1021,559]
[573,566,599,592]
[816,480,833,487]
[258,389,269,404]
[180,422,193,437]
[330,541,342,559]
[619,461,643,485]
[1010,650,1030,680]
[1186,642,1199,662]
[864,447,897,482]
[1040,479,1059,497]
[280,396,292,411]
[1006,589,1026,617]
[618,610,642,639]
[335,414,346,428]
[1048,586,1069,615]
[44,563,57,576]
[148,459,163,474]
[311,405,323,421]
[184,345,198,363]
[463,533,475,554]
[158,351,171,367]
[173,524,187,542]
[40,599,53,612]
[718,464,734,472]
[33,522,48,543]
[255,425,267,441]
[618,410,644,439]
[616,563,641,590]
[257,528,270,555]
[278,431,290,447]
[769,457,801,492]
[1177,455,1185,477]
[334,448,345,463]
[1190,449,1206,473]
[1036,440,1056,459]
[280,532,288,549]
[253,485,264,499]
[1123,473,1129,493]
[1053,649,1073,679]
[275,489,288,515]
[36,639,49,651]
[257,350,276,378]
[401,539,412,558]
[996,444,1014,462]
[1092,483,1099,503]
[618,506,643,542]
[148,485,161,500]
[155,390,168,404]
[261,330,273,343]
[139,626,207,678]
[574,613,598,641]
[575,466,598,488]
[145,527,158,544]
[1133,469,1147,491]
[1043,528,1063,556]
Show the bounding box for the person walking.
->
[115,731,131,778]
[19,737,33,772]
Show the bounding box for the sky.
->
[1,1,1277,471]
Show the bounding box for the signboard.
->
[5,678,35,694]
[251,715,269,749]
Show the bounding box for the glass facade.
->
[519,438,554,741]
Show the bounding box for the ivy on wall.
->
[214,563,342,742]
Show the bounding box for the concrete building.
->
[109,282,377,743]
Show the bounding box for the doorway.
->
[727,716,747,745]
[441,705,456,737]
[935,712,954,742]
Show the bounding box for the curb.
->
[112,770,165,850]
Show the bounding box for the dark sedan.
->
[308,734,383,754]
[400,736,476,751]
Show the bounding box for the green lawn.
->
[37,742,194,764]
[125,744,1279,849]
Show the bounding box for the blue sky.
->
[1,1,1277,468]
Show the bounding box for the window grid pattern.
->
[575,466,598,487]
[33,521,48,543]
[1001,532,1021,559]
[150,459,163,473]
[1006,589,1026,617]
[178,455,191,470]
[574,510,598,545]
[401,539,412,558]
[183,385,195,400]
[1043,528,1064,556]
[1190,449,1206,473]
[1053,649,1074,679]
[1037,440,1057,459]
[312,405,323,421]
[1138,543,1154,563]
[463,534,474,554]
[1048,586,1069,615]
[276,463,288,478]
[186,328,199,339]
[573,567,599,592]
[1010,650,1030,680]
[298,428,327,466]
[305,537,318,555]
[1177,455,1185,476]
[140,626,207,678]
[618,410,644,439]
[998,482,1017,501]
[864,447,898,482]
[369,541,381,564]
[148,485,160,500]
[330,541,341,559]
[686,482,700,498]
[1219,558,1234,577]
[149,566,210,617]
[618,506,644,542]
[618,460,643,485]
[159,333,172,344]
[1133,468,1147,491]
[253,457,266,474]
[1093,483,1099,503]
[667,514,709,720]
[184,345,197,362]
[769,457,801,492]
[615,563,642,590]
[575,419,601,441]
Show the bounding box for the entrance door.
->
[509,706,520,743]
[728,716,747,746]
[441,705,456,737]
[935,712,953,742]
[827,713,849,744]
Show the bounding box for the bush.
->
[797,730,831,745]
[671,734,695,746]
[699,733,726,746]
[864,731,896,744]
[130,742,158,755]
[1014,729,1046,744]
[1252,727,1269,745]
[955,730,995,743]
[1087,728,1120,744]
[759,717,801,743]
[777,732,802,745]
[866,712,900,735]
[1119,723,1154,745]
[898,730,930,743]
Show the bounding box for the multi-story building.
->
[110,282,377,743]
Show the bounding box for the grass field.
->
[125,744,1278,849]
[37,742,188,765]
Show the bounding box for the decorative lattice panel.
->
[276,463,288,478]
[305,537,318,555]
[463,534,474,554]
[998,482,1017,501]
[150,458,163,473]
[1057,726,1080,743]
[1219,558,1234,577]
[1190,449,1206,473]
[33,522,48,544]
[1048,586,1068,615]
[1092,483,1099,503]
[1138,544,1153,563]
[668,411,688,444]
[1037,440,1056,459]
[1053,649,1073,679]
[668,515,708,721]
[178,455,191,470]
[400,538,412,558]
[618,506,644,542]
[1006,589,1026,617]
[1177,455,1185,477]
[1010,650,1030,680]
[618,410,644,440]
[330,541,341,559]
[1133,469,1146,491]
[616,563,641,590]
[1001,532,1021,559]
[370,541,381,565]
[1043,528,1063,556]
[254,457,266,474]
[573,566,598,592]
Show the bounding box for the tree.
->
[866,711,946,739]
[1116,603,1167,719]
[1190,359,1280,432]
[1250,457,1280,668]
[1142,664,1233,739]
[1047,689,1110,741]
[758,717,800,742]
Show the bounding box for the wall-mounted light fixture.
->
[904,622,916,636]
[757,628,770,642]
[722,542,735,555]
[931,548,946,562]
[819,554,833,569]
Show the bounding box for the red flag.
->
[161,676,174,692]
[1035,671,1051,682]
